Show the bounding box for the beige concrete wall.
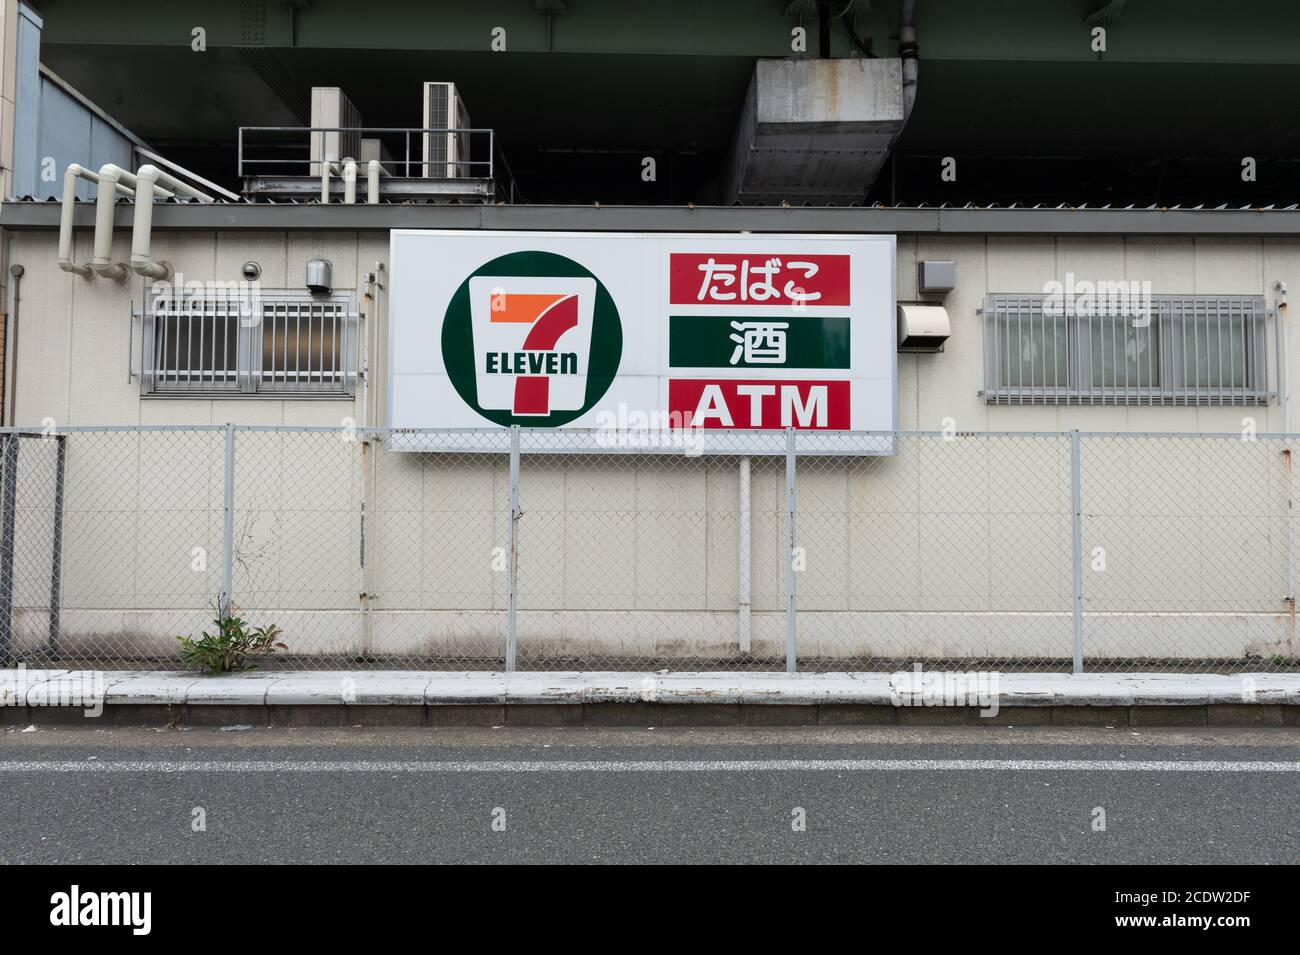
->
[5,228,1299,665]
[5,230,373,430]
[10,229,1298,432]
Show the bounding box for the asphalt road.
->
[1,724,1297,864]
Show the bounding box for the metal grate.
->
[982,293,1271,405]
[425,88,449,168]
[142,287,244,393]
[256,292,356,394]
[143,288,356,397]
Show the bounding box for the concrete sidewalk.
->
[3,669,1299,727]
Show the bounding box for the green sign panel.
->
[668,315,851,369]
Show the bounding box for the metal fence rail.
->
[0,425,1295,674]
[236,125,523,203]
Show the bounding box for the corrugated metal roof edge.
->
[5,200,1300,235]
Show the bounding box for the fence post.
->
[219,423,235,620]
[506,424,521,672]
[47,434,66,649]
[358,430,373,658]
[785,427,797,674]
[0,434,18,665]
[1070,429,1084,674]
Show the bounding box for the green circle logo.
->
[441,251,623,426]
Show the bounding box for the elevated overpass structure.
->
[14,0,1300,207]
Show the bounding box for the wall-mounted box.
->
[918,260,956,295]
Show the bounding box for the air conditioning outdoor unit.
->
[422,82,472,179]
[310,87,362,176]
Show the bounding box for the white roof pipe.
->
[366,160,386,204]
[342,160,357,204]
[58,163,108,278]
[130,190,168,280]
[59,163,135,278]
[320,160,341,203]
[130,164,213,280]
[91,164,138,281]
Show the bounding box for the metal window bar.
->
[143,289,357,397]
[256,292,356,396]
[983,294,1270,406]
[143,287,242,394]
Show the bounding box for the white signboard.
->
[388,230,896,453]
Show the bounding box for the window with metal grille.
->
[982,294,1272,405]
[142,288,357,397]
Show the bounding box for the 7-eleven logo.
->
[469,276,595,416]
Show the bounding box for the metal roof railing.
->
[237,125,521,203]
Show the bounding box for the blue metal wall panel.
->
[11,3,140,200]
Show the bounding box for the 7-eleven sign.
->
[468,276,596,416]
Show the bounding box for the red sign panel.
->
[669,254,851,306]
[668,378,851,430]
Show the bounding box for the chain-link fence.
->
[0,425,1295,673]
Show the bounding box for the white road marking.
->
[0,758,1296,773]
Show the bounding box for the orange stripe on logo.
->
[489,293,566,323]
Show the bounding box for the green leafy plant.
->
[177,615,286,673]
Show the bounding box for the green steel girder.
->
[24,0,1300,201]
[29,0,1300,64]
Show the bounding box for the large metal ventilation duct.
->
[722,56,907,205]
